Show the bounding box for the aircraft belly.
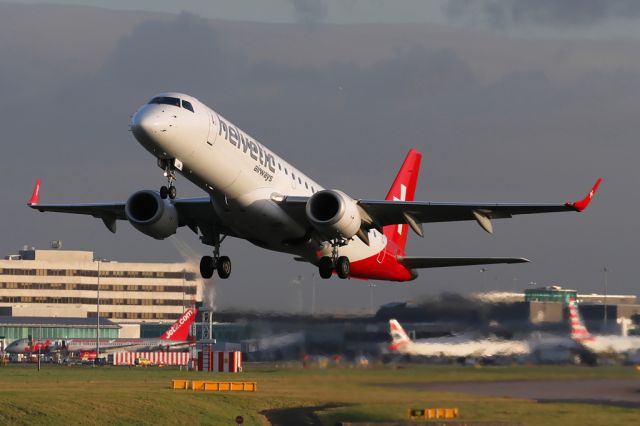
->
[215,188,306,246]
[315,232,386,263]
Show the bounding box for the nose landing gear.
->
[159,159,177,200]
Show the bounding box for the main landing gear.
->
[199,235,232,279]
[318,240,350,280]
[159,159,177,200]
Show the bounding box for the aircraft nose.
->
[5,341,21,353]
[131,110,165,141]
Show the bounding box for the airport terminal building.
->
[0,316,119,344]
[0,246,204,332]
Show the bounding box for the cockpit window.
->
[182,100,194,113]
[148,96,180,107]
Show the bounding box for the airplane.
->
[27,92,601,281]
[388,319,531,358]
[388,318,584,364]
[5,307,197,355]
[568,297,640,358]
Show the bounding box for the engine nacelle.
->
[305,189,362,240]
[125,190,178,240]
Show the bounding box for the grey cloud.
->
[446,0,640,28]
[1,3,639,311]
[288,0,328,24]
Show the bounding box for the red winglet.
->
[566,178,602,212]
[28,179,41,205]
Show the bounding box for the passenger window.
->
[311,186,315,193]
[278,163,282,171]
[298,177,302,184]
[182,100,194,112]
[305,182,308,189]
[285,168,288,175]
[292,172,296,180]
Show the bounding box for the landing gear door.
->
[207,111,220,146]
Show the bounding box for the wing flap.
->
[398,256,530,269]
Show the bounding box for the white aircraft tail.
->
[567,297,594,343]
[389,319,412,351]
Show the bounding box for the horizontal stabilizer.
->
[398,256,529,269]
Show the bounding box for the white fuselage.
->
[131,92,386,264]
[581,336,640,355]
[396,337,531,358]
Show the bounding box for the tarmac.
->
[390,378,640,408]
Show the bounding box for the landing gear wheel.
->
[336,256,350,279]
[168,186,177,199]
[217,256,232,279]
[160,186,169,199]
[318,256,333,279]
[200,256,215,279]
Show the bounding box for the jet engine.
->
[305,189,361,240]
[125,190,178,239]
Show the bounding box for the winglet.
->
[566,178,602,212]
[28,179,41,206]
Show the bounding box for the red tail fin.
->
[389,319,412,351]
[160,308,197,341]
[567,297,594,343]
[384,149,422,254]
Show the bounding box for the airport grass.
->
[0,363,637,425]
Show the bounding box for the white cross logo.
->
[393,184,407,234]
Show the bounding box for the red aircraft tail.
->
[567,297,594,343]
[384,149,422,254]
[160,308,197,341]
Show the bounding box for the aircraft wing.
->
[282,178,601,236]
[27,179,236,237]
[28,201,126,219]
[358,178,601,235]
[398,256,529,269]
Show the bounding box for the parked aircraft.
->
[388,319,530,358]
[568,297,640,358]
[5,308,196,355]
[28,92,601,281]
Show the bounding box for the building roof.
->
[525,285,577,293]
[0,316,120,328]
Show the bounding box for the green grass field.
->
[0,363,638,425]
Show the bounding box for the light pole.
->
[603,266,608,330]
[480,268,488,291]
[310,273,316,316]
[37,324,41,372]
[291,275,303,313]
[96,259,101,362]
[368,282,376,315]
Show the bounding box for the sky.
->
[4,1,450,24]
[1,1,639,312]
